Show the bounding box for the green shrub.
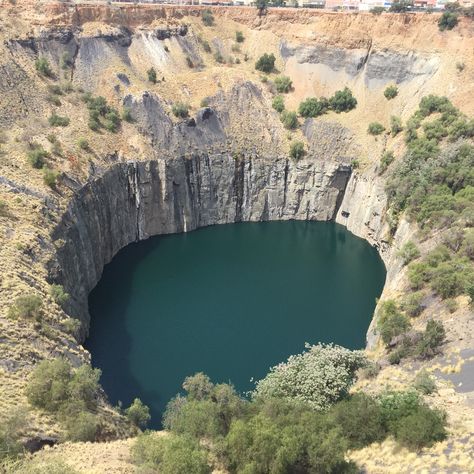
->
[394,404,446,450]
[329,87,357,113]
[0,409,29,461]
[370,6,385,14]
[125,398,151,429]
[413,370,436,395]
[280,110,298,130]
[172,102,190,118]
[289,140,305,160]
[43,168,59,189]
[377,300,410,345]
[390,115,403,135]
[253,343,367,410]
[407,262,431,290]
[122,107,133,122]
[35,57,52,77]
[147,67,157,84]
[63,318,81,336]
[255,53,275,73]
[274,75,292,93]
[8,295,42,320]
[62,410,98,442]
[27,147,49,169]
[26,358,101,412]
[214,51,224,64]
[201,9,215,27]
[272,95,284,113]
[416,319,446,358]
[50,284,69,306]
[78,138,89,150]
[0,200,11,218]
[384,85,398,100]
[298,97,329,118]
[48,113,70,127]
[328,393,386,449]
[235,31,244,43]
[379,150,394,174]
[132,432,211,474]
[439,11,458,31]
[47,84,62,96]
[368,122,385,135]
[398,241,420,265]
[401,291,425,317]
[200,39,211,53]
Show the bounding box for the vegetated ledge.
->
[49,152,353,342]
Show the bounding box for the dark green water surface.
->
[86,221,386,427]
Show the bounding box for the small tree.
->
[377,300,410,345]
[384,85,398,100]
[235,31,244,43]
[78,138,89,150]
[329,87,357,113]
[43,168,59,189]
[280,111,298,130]
[50,284,69,306]
[172,102,190,118]
[413,370,436,395]
[289,140,305,160]
[48,113,70,127]
[438,12,458,31]
[126,398,151,429]
[255,53,275,73]
[368,122,386,135]
[35,57,53,77]
[27,147,49,169]
[298,97,329,118]
[122,107,133,122]
[416,319,446,358]
[147,67,157,84]
[8,294,43,320]
[274,76,292,93]
[272,95,285,113]
[390,115,403,135]
[379,150,394,174]
[398,241,420,265]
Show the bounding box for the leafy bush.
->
[26,359,100,413]
[274,75,292,93]
[27,147,49,169]
[401,291,425,317]
[368,122,385,135]
[378,390,446,449]
[43,168,59,189]
[272,95,285,113]
[122,107,133,122]
[398,241,420,265]
[201,9,214,27]
[384,85,398,100]
[280,110,298,130]
[78,138,89,150]
[235,31,244,43]
[253,343,367,410]
[213,51,224,64]
[132,432,211,474]
[328,393,386,449]
[439,11,458,31]
[377,300,410,345]
[329,87,357,113]
[255,53,275,73]
[126,398,151,429]
[172,102,190,118]
[390,115,403,135]
[48,113,70,127]
[8,295,42,320]
[416,319,446,358]
[298,97,329,118]
[62,410,98,442]
[413,370,436,394]
[35,57,52,77]
[379,150,394,174]
[289,140,305,160]
[147,67,157,84]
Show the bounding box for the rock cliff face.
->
[53,155,351,338]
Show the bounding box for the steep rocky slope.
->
[0,3,473,472]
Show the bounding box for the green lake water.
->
[85,221,386,427]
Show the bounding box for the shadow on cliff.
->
[84,236,167,428]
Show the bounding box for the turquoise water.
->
[86,221,385,427]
